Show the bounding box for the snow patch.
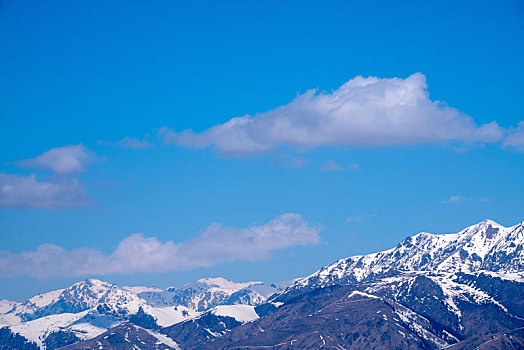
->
[211,305,259,323]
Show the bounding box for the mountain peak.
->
[466,219,503,232]
[65,279,115,295]
[197,277,261,290]
[288,219,523,292]
[81,278,110,288]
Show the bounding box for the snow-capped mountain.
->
[206,274,524,350]
[0,277,282,349]
[0,279,152,348]
[205,220,524,349]
[133,277,290,312]
[2,219,523,349]
[159,277,290,311]
[285,220,524,295]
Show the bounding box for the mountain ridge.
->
[278,220,524,300]
[1,219,523,349]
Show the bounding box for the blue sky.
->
[0,0,523,300]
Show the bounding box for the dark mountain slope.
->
[445,327,524,350]
[199,286,445,350]
[58,323,178,350]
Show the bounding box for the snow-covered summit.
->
[290,220,524,291]
[1,278,145,325]
[196,277,261,290]
[0,276,283,348]
[161,277,290,312]
[122,285,164,294]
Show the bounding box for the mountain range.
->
[1,219,523,349]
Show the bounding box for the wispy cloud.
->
[321,159,360,171]
[17,144,96,174]
[160,73,503,155]
[503,121,524,152]
[0,213,321,278]
[114,136,153,149]
[440,195,489,204]
[0,173,89,209]
[321,159,343,171]
[345,213,377,224]
[274,155,311,169]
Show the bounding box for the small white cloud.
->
[321,160,360,171]
[345,213,377,224]
[276,155,311,169]
[289,156,311,168]
[0,213,321,278]
[161,73,503,155]
[441,195,466,204]
[0,173,89,209]
[17,144,96,174]
[321,159,343,171]
[440,195,489,204]
[115,136,153,149]
[502,121,524,152]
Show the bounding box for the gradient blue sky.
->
[0,0,523,300]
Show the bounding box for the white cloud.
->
[502,121,524,151]
[161,73,503,155]
[0,213,321,278]
[3,144,97,209]
[275,155,311,169]
[440,195,466,204]
[321,159,360,171]
[17,144,96,174]
[321,159,343,171]
[114,136,153,149]
[0,173,89,209]
[440,195,489,204]
[345,213,377,223]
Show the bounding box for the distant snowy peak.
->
[199,277,261,289]
[122,286,164,294]
[0,277,290,349]
[167,277,261,294]
[292,220,524,291]
[7,279,145,323]
[149,277,292,312]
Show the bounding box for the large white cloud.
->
[161,73,503,155]
[17,144,96,174]
[0,213,321,278]
[0,173,89,209]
